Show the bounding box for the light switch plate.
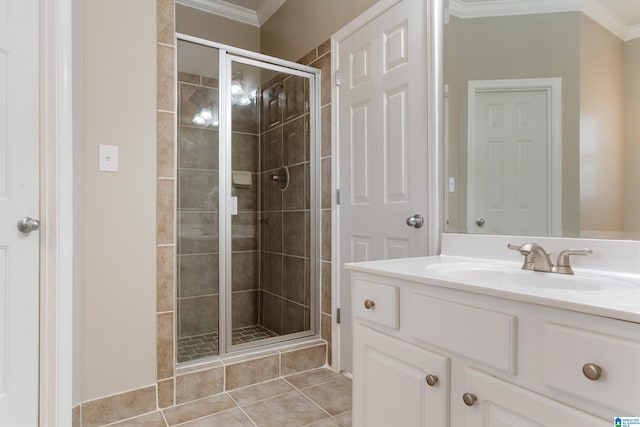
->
[99,144,119,172]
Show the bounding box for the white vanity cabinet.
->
[352,278,449,427]
[351,271,640,427]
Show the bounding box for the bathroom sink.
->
[425,261,638,291]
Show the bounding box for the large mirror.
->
[444,0,640,240]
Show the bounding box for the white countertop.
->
[345,255,640,323]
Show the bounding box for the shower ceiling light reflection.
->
[192,106,219,127]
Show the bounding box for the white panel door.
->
[0,0,40,425]
[338,0,429,372]
[468,89,549,235]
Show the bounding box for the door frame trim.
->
[39,0,77,424]
[467,78,562,236]
[331,0,444,371]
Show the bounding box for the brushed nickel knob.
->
[364,299,375,310]
[475,218,485,226]
[462,393,477,406]
[425,374,439,387]
[17,216,41,233]
[406,214,425,228]
[582,363,602,381]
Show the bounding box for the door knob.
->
[406,214,424,228]
[17,217,41,233]
[476,218,485,226]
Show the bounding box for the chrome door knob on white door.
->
[406,214,424,228]
[17,217,40,234]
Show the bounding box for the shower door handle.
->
[230,196,238,216]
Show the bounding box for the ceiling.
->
[178,0,640,40]
[450,0,640,40]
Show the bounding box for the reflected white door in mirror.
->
[467,78,562,236]
[444,0,640,240]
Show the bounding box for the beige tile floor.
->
[107,368,352,427]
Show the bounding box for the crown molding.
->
[626,23,640,41]
[176,0,286,27]
[256,0,287,25]
[448,0,636,41]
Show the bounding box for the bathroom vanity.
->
[347,235,640,427]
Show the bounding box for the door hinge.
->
[336,189,341,205]
[336,308,341,324]
[335,69,341,86]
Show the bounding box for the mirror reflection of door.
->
[467,78,561,235]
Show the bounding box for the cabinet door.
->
[460,367,609,427]
[353,325,449,427]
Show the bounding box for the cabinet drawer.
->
[543,323,640,413]
[353,278,399,329]
[410,294,516,373]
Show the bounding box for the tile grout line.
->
[227,392,259,427]
[160,410,170,427]
[99,409,159,426]
[294,387,334,419]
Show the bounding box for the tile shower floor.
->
[177,325,279,363]
[108,368,352,427]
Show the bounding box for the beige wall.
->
[445,13,582,235]
[579,15,625,234]
[175,4,260,51]
[260,0,378,61]
[81,0,157,400]
[624,38,640,234]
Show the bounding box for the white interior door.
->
[467,85,552,236]
[337,0,429,372]
[0,0,40,424]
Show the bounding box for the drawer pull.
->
[364,299,375,310]
[582,363,602,381]
[425,374,439,387]
[462,393,477,406]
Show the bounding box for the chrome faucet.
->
[508,243,593,274]
[551,248,593,274]
[508,242,554,272]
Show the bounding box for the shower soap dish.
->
[232,171,252,188]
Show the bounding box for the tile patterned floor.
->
[177,325,279,363]
[107,368,352,427]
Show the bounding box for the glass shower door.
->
[225,55,317,350]
[176,40,221,363]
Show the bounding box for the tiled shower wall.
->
[297,41,333,364]
[259,74,312,336]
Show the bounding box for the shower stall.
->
[175,35,320,364]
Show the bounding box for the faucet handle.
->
[508,243,530,255]
[507,243,535,270]
[552,248,593,274]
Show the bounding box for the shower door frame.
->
[176,33,322,360]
